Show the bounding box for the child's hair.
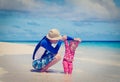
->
[70,40,79,47]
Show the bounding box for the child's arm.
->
[74,38,81,46]
[64,40,69,48]
[63,40,71,62]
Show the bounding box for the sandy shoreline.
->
[0,42,34,55]
[0,42,120,82]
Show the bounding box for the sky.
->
[0,0,120,41]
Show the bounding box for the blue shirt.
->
[32,36,73,60]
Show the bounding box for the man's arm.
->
[41,40,62,54]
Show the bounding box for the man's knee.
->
[55,54,61,60]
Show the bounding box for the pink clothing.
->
[62,40,79,74]
[63,60,73,74]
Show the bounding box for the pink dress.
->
[62,40,79,74]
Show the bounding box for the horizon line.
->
[0,40,120,42]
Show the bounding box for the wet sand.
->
[0,42,120,82]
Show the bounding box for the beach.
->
[0,42,120,82]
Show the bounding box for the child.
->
[63,38,80,74]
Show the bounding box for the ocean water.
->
[5,41,120,48]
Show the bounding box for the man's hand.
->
[61,35,67,41]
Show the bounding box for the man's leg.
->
[40,54,61,72]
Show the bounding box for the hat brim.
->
[46,34,62,40]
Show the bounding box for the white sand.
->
[0,42,34,56]
[0,67,8,75]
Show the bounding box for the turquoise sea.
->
[3,41,120,48]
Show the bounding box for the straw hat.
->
[46,29,62,40]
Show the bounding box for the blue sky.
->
[0,0,120,41]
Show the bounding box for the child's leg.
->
[68,62,73,74]
[63,60,69,74]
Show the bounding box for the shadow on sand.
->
[30,69,64,74]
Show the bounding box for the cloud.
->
[64,0,120,21]
[0,0,120,21]
[0,0,44,11]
